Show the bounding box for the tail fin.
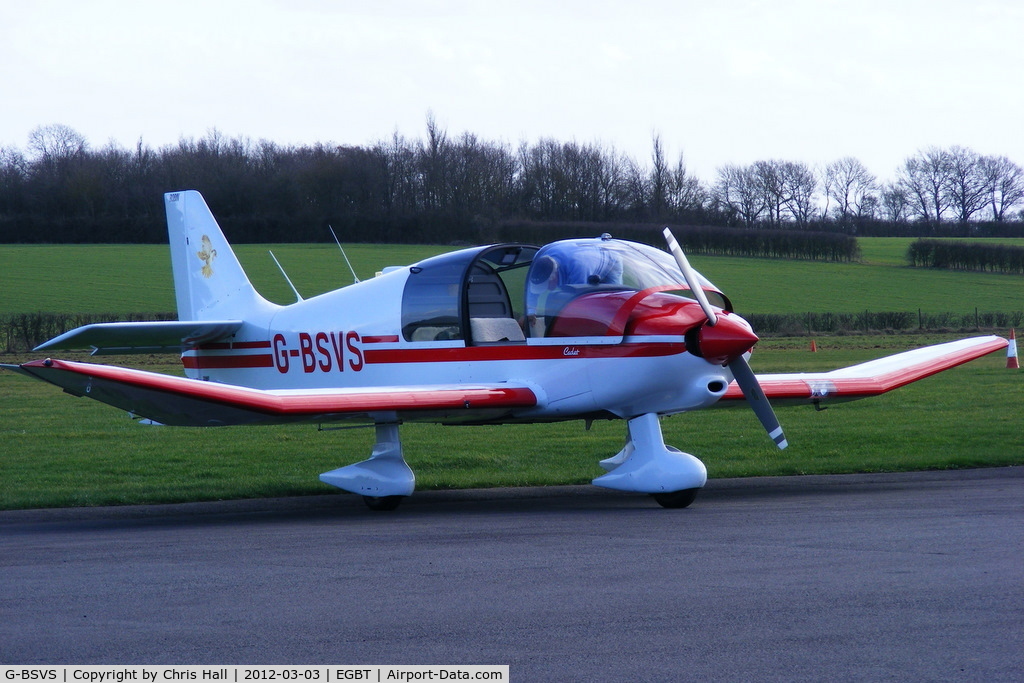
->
[165,191,269,321]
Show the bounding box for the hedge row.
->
[3,309,1020,354]
[907,239,1024,274]
[747,310,1024,335]
[497,221,861,262]
[0,312,175,354]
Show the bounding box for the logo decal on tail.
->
[197,235,217,278]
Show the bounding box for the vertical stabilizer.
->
[165,191,269,321]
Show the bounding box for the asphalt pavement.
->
[1,467,1022,681]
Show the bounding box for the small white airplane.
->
[4,191,1008,510]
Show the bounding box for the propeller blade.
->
[663,228,785,450]
[727,355,788,450]
[663,228,718,326]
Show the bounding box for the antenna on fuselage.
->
[329,225,361,284]
[268,250,304,302]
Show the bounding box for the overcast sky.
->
[3,0,1022,182]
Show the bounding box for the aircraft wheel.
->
[651,488,699,509]
[363,495,404,511]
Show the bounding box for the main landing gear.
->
[320,413,706,511]
[319,423,414,511]
[593,412,707,509]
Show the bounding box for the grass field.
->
[856,237,1024,266]
[0,243,444,314]
[3,238,1024,315]
[1,238,1022,510]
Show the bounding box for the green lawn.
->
[4,239,1024,315]
[0,243,448,313]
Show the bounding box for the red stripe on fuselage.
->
[363,342,685,364]
[182,354,274,369]
[362,335,400,344]
[183,338,686,370]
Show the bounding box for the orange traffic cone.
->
[810,339,817,352]
[1008,329,1019,369]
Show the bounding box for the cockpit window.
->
[464,245,537,344]
[401,255,467,342]
[523,238,728,337]
[401,244,538,343]
[402,237,727,343]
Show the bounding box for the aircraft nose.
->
[687,314,759,366]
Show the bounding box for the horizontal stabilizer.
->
[8,359,537,426]
[720,335,1008,406]
[34,320,244,355]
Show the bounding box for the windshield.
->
[523,237,727,337]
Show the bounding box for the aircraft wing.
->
[3,358,538,426]
[34,320,244,355]
[720,335,1008,407]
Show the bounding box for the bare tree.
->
[824,157,876,221]
[517,139,615,220]
[880,182,910,224]
[668,153,706,216]
[945,145,989,222]
[715,163,764,226]
[556,141,588,220]
[753,160,788,226]
[742,159,816,226]
[420,111,451,211]
[779,160,817,226]
[620,156,649,219]
[649,134,669,220]
[0,146,29,213]
[980,154,1024,221]
[0,146,28,181]
[595,145,625,220]
[376,132,420,214]
[27,123,88,163]
[859,193,880,222]
[897,147,953,225]
[819,163,835,222]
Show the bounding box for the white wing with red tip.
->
[4,359,538,427]
[719,336,1008,406]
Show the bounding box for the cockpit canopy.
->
[401,236,729,344]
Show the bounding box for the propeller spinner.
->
[662,228,788,450]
